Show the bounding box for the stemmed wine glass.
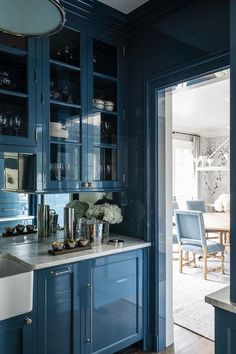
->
[12,115,21,135]
[0,113,7,134]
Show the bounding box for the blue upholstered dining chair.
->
[186,199,206,212]
[175,210,225,279]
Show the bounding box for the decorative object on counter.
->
[86,203,123,243]
[38,199,50,238]
[4,226,15,236]
[76,217,87,239]
[26,224,36,233]
[65,238,77,249]
[2,224,37,237]
[108,238,124,247]
[214,193,230,212]
[0,0,66,37]
[76,238,89,247]
[93,98,105,110]
[51,241,64,251]
[15,224,25,233]
[49,209,58,234]
[65,200,89,228]
[104,101,114,112]
[49,238,91,256]
[64,207,75,240]
[86,219,104,245]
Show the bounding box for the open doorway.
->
[158,68,230,343]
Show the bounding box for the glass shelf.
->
[50,143,81,181]
[93,147,118,181]
[0,95,27,137]
[50,99,81,110]
[50,59,81,72]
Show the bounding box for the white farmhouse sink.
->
[0,254,33,321]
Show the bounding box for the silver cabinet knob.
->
[25,317,32,326]
[88,182,92,188]
[82,182,89,188]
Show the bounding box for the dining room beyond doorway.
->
[159,67,230,342]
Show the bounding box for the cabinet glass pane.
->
[93,40,117,77]
[50,105,81,142]
[50,143,80,181]
[0,52,26,93]
[50,65,80,105]
[50,28,80,67]
[0,32,27,51]
[93,112,117,145]
[0,95,27,137]
[93,78,117,112]
[94,147,117,181]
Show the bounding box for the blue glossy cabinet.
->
[37,264,80,354]
[36,250,144,354]
[215,308,236,354]
[82,250,143,354]
[35,22,127,192]
[0,32,36,151]
[0,314,33,354]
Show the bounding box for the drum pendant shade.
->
[0,0,66,37]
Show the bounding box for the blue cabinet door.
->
[215,308,236,354]
[0,314,33,354]
[37,264,80,354]
[86,29,128,191]
[82,250,143,354]
[0,34,36,150]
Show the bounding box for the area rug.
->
[173,254,230,340]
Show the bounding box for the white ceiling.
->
[97,0,149,14]
[172,78,230,137]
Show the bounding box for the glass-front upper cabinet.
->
[87,37,126,189]
[44,27,84,191]
[0,32,36,148]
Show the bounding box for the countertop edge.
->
[5,240,151,271]
[205,286,236,314]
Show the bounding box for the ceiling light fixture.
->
[0,0,66,37]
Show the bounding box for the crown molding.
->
[62,0,127,35]
[127,0,197,35]
[61,0,198,37]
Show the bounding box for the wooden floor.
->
[137,325,214,354]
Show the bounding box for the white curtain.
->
[193,135,200,199]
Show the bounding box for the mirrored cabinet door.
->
[0,32,35,147]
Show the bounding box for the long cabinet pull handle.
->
[50,268,71,276]
[86,283,93,343]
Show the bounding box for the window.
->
[172,138,196,207]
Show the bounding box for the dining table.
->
[203,212,230,245]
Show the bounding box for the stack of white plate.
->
[50,122,69,139]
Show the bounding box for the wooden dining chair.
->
[175,210,225,280]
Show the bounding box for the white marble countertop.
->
[205,286,236,313]
[0,233,151,270]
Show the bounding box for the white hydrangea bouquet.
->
[86,203,123,224]
[214,193,230,212]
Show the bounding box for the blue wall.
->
[125,0,229,240]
